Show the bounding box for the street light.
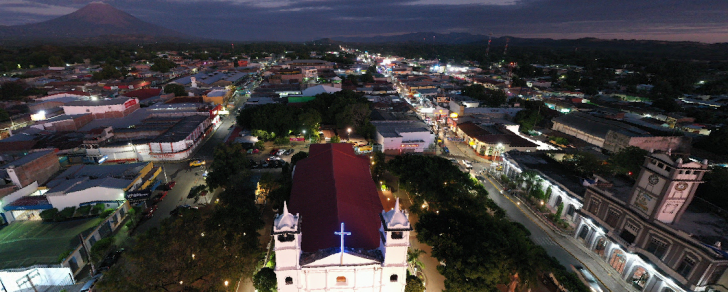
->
[224,280,229,287]
[347,128,352,141]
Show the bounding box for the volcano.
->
[0,2,187,41]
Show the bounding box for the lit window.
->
[336,276,346,283]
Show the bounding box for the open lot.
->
[0,218,102,269]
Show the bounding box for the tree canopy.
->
[387,155,588,291]
[95,180,263,291]
[462,84,508,107]
[206,144,249,190]
[164,84,187,97]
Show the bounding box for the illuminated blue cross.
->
[334,222,351,265]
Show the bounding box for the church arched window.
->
[391,232,403,239]
[390,274,398,282]
[285,277,293,285]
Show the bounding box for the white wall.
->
[0,182,39,224]
[0,267,74,292]
[46,187,126,210]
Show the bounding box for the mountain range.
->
[0,2,188,43]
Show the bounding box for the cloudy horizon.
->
[1,0,727,43]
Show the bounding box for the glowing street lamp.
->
[347,128,352,141]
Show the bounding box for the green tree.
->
[698,127,728,156]
[563,151,613,177]
[150,58,177,73]
[164,84,187,97]
[696,167,728,211]
[96,179,262,292]
[0,81,26,101]
[92,64,122,80]
[48,56,64,67]
[206,144,249,190]
[253,267,277,292]
[290,151,309,166]
[405,275,425,292]
[513,109,542,133]
[0,108,10,122]
[330,135,341,143]
[609,146,648,178]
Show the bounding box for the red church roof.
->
[288,143,383,253]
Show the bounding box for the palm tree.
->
[407,248,426,275]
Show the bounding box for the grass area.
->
[0,218,103,269]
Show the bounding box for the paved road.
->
[441,130,638,292]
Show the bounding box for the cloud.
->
[0,0,727,43]
[0,0,76,16]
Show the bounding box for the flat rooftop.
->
[0,218,102,269]
[372,120,431,138]
[507,152,586,198]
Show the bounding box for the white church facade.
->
[272,144,410,292]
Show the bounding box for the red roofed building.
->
[122,88,162,101]
[289,143,383,252]
[273,143,410,291]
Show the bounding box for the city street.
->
[441,132,639,292]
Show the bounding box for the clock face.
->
[648,174,659,185]
[675,182,688,191]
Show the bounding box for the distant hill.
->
[328,32,728,61]
[333,32,492,44]
[0,2,189,43]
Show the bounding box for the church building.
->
[272,143,410,292]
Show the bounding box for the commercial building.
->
[284,59,334,70]
[552,112,691,154]
[61,98,140,119]
[455,121,538,160]
[574,152,728,292]
[273,144,408,291]
[0,150,60,189]
[372,120,435,154]
[1,162,159,223]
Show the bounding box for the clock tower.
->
[628,152,709,224]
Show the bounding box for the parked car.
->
[80,274,103,292]
[189,160,205,167]
[98,248,125,272]
[267,156,281,161]
[269,148,279,156]
[462,160,473,169]
[285,149,295,155]
[276,149,286,156]
[442,146,450,154]
[143,205,159,218]
[575,266,603,292]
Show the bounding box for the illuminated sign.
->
[124,99,138,109]
[449,113,458,119]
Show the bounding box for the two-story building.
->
[575,152,727,292]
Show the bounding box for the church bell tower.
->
[379,198,411,291]
[628,152,709,224]
[273,202,301,291]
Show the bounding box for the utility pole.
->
[25,274,38,292]
[79,234,96,276]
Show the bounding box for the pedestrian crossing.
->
[532,236,558,246]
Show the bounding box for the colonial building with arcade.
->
[575,152,728,292]
[272,143,409,292]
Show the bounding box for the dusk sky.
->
[1,0,727,43]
